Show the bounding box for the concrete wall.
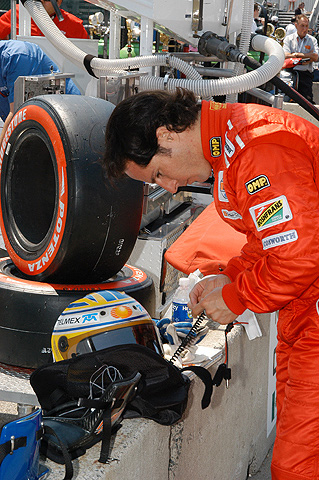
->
[284,98,319,127]
[43,313,276,480]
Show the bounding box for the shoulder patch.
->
[222,209,242,220]
[245,175,270,195]
[210,137,222,157]
[209,102,227,110]
[218,170,229,202]
[249,195,293,231]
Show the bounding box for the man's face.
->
[125,126,212,194]
[296,18,309,38]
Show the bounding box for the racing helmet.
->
[51,290,163,361]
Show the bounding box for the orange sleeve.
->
[221,140,319,314]
[164,202,246,276]
[0,11,12,40]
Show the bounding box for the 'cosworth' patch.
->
[262,229,298,250]
[210,137,222,157]
[245,175,270,195]
[249,195,292,231]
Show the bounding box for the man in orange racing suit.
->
[103,88,319,480]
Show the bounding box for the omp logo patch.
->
[245,175,270,195]
[222,209,242,220]
[262,229,298,250]
[249,195,293,231]
[210,137,222,157]
[218,170,229,202]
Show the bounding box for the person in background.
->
[295,2,306,15]
[288,0,296,11]
[252,3,264,33]
[270,15,280,28]
[0,0,88,39]
[283,14,318,102]
[0,39,80,145]
[103,87,319,480]
[285,16,297,35]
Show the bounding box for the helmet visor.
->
[75,323,163,356]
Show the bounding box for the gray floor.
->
[250,445,273,479]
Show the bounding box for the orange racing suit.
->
[201,100,319,480]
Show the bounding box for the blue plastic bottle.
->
[172,277,193,323]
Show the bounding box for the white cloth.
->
[251,19,257,33]
[285,23,297,35]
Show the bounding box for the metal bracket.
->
[192,0,203,32]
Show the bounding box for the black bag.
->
[30,344,213,477]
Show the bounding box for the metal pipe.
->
[247,88,275,104]
[10,0,17,39]
[225,0,235,39]
[195,66,235,77]
[165,52,220,63]
[109,11,121,60]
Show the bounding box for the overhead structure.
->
[21,0,285,98]
[83,0,245,45]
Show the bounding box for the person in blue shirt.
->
[0,39,80,145]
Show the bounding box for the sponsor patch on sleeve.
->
[249,195,292,231]
[210,136,222,157]
[245,175,270,195]
[209,102,227,110]
[218,170,229,202]
[222,209,242,220]
[262,229,298,250]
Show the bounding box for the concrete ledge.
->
[283,101,319,127]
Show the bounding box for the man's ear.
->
[156,126,176,142]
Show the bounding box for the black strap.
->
[83,54,98,78]
[0,436,27,465]
[98,408,112,464]
[78,398,112,409]
[181,365,213,409]
[212,363,231,387]
[43,425,73,480]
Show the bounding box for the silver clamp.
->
[10,436,15,454]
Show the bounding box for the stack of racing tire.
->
[0,95,154,368]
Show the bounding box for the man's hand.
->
[188,274,231,304]
[188,275,238,325]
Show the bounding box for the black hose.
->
[197,31,319,122]
[243,54,319,122]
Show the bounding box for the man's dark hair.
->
[104,88,201,178]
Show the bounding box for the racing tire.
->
[0,95,143,283]
[0,257,154,368]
